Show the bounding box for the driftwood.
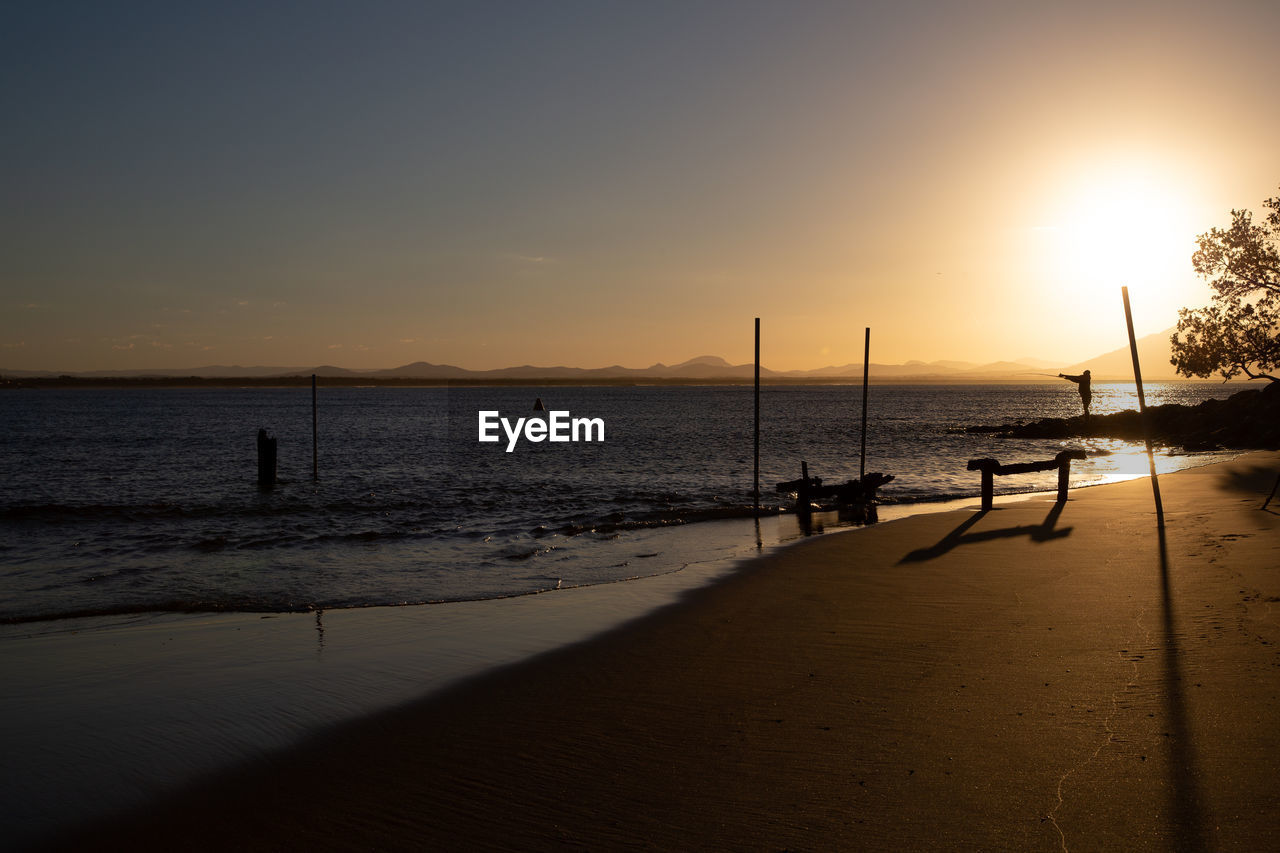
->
[775,461,895,518]
[966,449,1086,510]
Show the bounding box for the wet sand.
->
[46,452,1280,851]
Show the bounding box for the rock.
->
[965,384,1279,449]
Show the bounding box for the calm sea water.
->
[0,383,1244,625]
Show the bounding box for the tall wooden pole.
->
[1122,287,1163,516]
[860,327,870,481]
[312,374,319,482]
[754,317,760,515]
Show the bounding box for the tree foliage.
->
[1172,188,1280,382]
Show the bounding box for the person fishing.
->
[1058,369,1092,418]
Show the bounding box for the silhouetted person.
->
[1058,370,1091,418]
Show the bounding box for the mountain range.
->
[1,328,1212,383]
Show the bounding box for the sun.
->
[1028,166,1209,325]
[1073,182,1184,262]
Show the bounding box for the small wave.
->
[0,598,318,627]
[552,503,784,537]
[1,502,182,522]
[501,548,544,562]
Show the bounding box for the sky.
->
[3,0,1278,372]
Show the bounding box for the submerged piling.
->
[257,428,277,489]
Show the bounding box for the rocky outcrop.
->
[966,382,1280,450]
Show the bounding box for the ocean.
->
[0,382,1243,625]
[0,381,1251,846]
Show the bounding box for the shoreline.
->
[1,444,1242,632]
[24,450,1280,850]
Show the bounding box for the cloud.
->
[1,341,26,348]
[399,338,416,344]
[327,344,343,349]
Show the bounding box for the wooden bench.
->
[966,449,1087,511]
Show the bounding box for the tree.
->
[1171,186,1280,382]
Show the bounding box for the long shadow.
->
[1154,489,1209,852]
[1216,464,1280,498]
[897,501,1070,564]
[1216,464,1280,514]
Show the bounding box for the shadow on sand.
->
[897,502,1071,564]
[1154,489,1209,852]
[1216,463,1280,514]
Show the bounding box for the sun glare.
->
[1032,167,1207,316]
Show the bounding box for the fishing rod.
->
[1017,372,1065,378]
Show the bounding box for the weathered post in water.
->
[257,428,277,489]
[1122,286,1163,516]
[754,317,761,516]
[798,460,810,513]
[312,374,318,482]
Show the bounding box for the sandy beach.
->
[42,452,1280,851]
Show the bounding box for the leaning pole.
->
[1121,287,1163,517]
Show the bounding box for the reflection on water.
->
[1069,382,1237,417]
[1087,440,1222,484]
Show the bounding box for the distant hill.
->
[2,327,1223,384]
[670,355,734,369]
[75,365,316,378]
[1061,328,1181,380]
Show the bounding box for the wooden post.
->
[1057,461,1071,503]
[1122,287,1163,517]
[257,428,277,488]
[312,374,318,482]
[860,326,870,482]
[754,317,760,515]
[980,468,993,511]
[798,460,810,513]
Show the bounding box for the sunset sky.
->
[4,0,1278,372]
